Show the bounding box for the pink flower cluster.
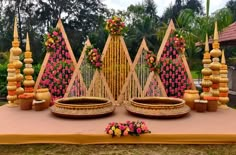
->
[44,28,62,52]
[158,33,191,98]
[86,46,102,69]
[40,28,75,103]
[105,120,151,137]
[145,50,157,72]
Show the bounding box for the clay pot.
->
[18,93,34,110]
[194,100,207,112]
[183,90,200,110]
[35,88,51,109]
[204,96,218,112]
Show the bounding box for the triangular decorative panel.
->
[65,39,93,97]
[155,20,195,98]
[120,38,150,102]
[34,19,77,101]
[87,70,115,104]
[101,35,132,103]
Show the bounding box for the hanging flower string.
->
[40,27,75,103]
[106,16,126,35]
[85,46,102,69]
[105,120,151,137]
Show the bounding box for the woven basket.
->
[33,100,46,111]
[19,98,33,110]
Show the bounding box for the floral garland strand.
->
[85,46,102,69]
[106,16,126,35]
[40,27,75,102]
[105,120,151,137]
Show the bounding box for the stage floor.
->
[1,104,236,144]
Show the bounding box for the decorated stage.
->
[1,104,236,144]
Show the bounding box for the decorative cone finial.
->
[205,34,209,52]
[221,50,226,64]
[214,21,219,42]
[13,17,18,40]
[26,33,30,51]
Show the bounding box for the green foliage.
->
[0,63,7,97]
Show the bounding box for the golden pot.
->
[7,85,17,91]
[201,80,212,88]
[7,95,17,101]
[23,80,35,87]
[23,68,34,75]
[13,60,23,69]
[10,47,22,56]
[210,62,221,70]
[35,88,51,108]
[16,74,24,82]
[24,58,33,64]
[16,87,24,95]
[211,89,219,97]
[219,87,229,92]
[7,76,16,82]
[219,97,229,104]
[220,78,228,83]
[210,76,220,83]
[183,90,200,110]
[201,68,212,76]
[210,49,221,57]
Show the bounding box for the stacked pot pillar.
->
[23,33,35,94]
[7,17,24,106]
[219,50,229,109]
[210,22,221,98]
[200,34,212,98]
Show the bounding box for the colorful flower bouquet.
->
[105,120,151,137]
[85,46,102,69]
[106,16,126,35]
[144,50,158,72]
[44,28,62,52]
[172,32,186,54]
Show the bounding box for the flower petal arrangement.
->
[39,27,75,102]
[106,16,126,35]
[85,46,102,69]
[105,120,151,137]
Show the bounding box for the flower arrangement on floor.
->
[40,27,75,101]
[158,31,191,98]
[85,46,102,69]
[144,50,158,72]
[106,16,126,35]
[105,120,151,137]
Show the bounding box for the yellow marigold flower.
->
[115,128,121,137]
[48,38,54,43]
[111,126,115,131]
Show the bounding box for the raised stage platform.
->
[0,104,236,144]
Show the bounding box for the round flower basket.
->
[18,93,34,110]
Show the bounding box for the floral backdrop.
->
[39,28,75,101]
[158,31,191,98]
